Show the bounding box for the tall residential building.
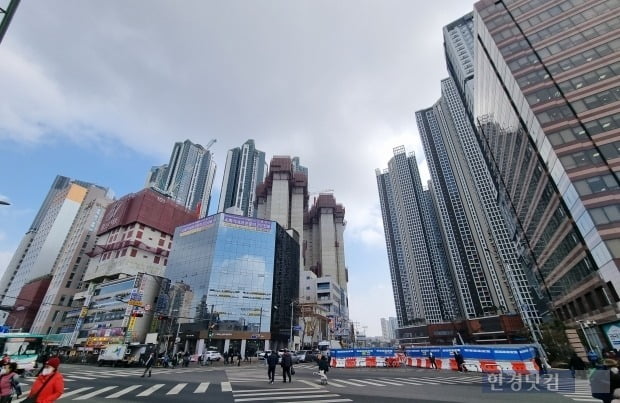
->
[147,139,217,218]
[473,0,620,352]
[144,164,168,190]
[416,77,546,342]
[380,317,397,341]
[303,194,348,291]
[65,188,197,347]
[376,147,461,327]
[0,176,112,322]
[217,139,266,217]
[29,185,113,335]
[444,12,476,115]
[255,156,309,265]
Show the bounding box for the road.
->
[12,361,599,402]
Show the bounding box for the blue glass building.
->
[164,213,299,356]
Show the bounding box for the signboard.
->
[331,348,395,358]
[293,326,301,331]
[178,215,217,237]
[222,214,272,232]
[603,321,620,349]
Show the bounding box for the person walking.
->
[281,349,293,383]
[588,350,600,368]
[317,354,329,384]
[0,362,21,402]
[568,352,586,378]
[429,352,438,370]
[141,353,155,378]
[237,352,241,367]
[27,357,64,403]
[267,350,278,384]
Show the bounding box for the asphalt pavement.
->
[10,360,598,402]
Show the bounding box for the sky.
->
[0,0,474,337]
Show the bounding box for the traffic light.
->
[208,329,213,338]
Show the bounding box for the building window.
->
[130,249,137,257]
[154,256,161,264]
[607,282,620,302]
[158,239,165,247]
[137,231,143,239]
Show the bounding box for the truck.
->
[97,344,144,367]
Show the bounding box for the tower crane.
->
[205,139,216,150]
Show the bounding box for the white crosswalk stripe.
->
[166,383,187,394]
[105,385,142,398]
[136,383,164,396]
[194,382,210,393]
[73,386,118,400]
[232,386,351,402]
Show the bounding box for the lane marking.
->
[166,383,187,395]
[136,384,164,396]
[105,385,142,398]
[194,382,210,393]
[73,386,118,400]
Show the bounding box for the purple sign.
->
[223,214,272,232]
[178,215,217,236]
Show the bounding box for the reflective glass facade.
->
[474,0,620,337]
[165,213,299,351]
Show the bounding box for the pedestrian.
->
[141,353,155,378]
[454,351,465,372]
[223,351,228,365]
[317,354,329,385]
[267,350,278,384]
[429,352,438,370]
[0,362,21,402]
[281,349,293,383]
[588,350,600,368]
[534,353,547,376]
[0,357,8,367]
[237,352,241,367]
[568,352,586,378]
[27,357,64,403]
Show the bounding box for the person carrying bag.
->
[24,357,64,403]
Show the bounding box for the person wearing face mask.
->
[0,362,21,402]
[27,357,64,403]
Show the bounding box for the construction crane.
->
[0,0,20,45]
[205,139,216,150]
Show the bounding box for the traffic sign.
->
[293,325,301,331]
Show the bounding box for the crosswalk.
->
[232,385,352,402]
[12,381,217,401]
[19,367,210,382]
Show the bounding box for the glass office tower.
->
[474,0,620,352]
[165,213,299,356]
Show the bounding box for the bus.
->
[0,333,44,372]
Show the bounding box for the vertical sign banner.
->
[603,321,620,349]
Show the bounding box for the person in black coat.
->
[266,351,278,384]
[569,353,586,378]
[281,349,293,383]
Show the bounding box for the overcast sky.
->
[0,0,474,337]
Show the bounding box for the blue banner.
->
[330,348,395,358]
[404,345,538,361]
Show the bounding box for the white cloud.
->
[0,0,474,337]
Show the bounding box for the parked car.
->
[289,351,300,364]
[203,351,222,361]
[297,350,316,363]
[258,350,273,360]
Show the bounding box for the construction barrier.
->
[404,345,541,374]
[328,345,542,374]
